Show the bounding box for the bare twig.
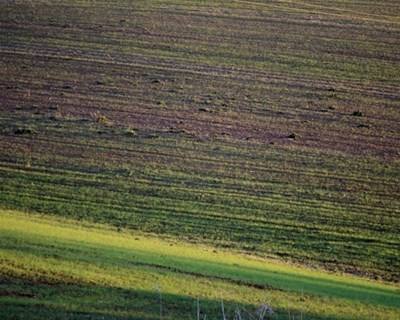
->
[197,298,200,320]
[235,307,242,320]
[256,304,274,320]
[240,307,257,320]
[221,300,226,320]
[156,285,162,320]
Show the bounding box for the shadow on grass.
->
[0,278,373,320]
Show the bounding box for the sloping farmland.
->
[0,1,399,319]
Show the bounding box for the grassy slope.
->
[0,6,400,320]
[1,0,400,282]
[1,209,399,320]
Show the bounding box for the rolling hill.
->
[1,0,399,319]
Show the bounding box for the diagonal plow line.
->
[233,0,400,26]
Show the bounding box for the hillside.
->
[1,210,400,319]
[1,0,400,319]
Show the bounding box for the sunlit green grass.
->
[1,209,399,319]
